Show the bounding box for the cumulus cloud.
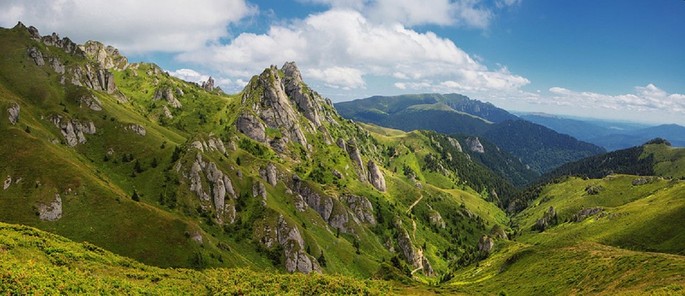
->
[547,84,685,114]
[178,9,528,93]
[0,0,255,52]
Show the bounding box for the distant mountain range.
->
[336,94,605,175]
[519,113,685,151]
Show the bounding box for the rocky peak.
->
[202,77,215,91]
[80,41,128,70]
[282,62,324,127]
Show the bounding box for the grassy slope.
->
[446,174,685,295]
[0,222,392,295]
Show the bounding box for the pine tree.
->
[131,190,140,202]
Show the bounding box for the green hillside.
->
[2,22,685,295]
[0,22,508,283]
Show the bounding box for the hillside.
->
[2,22,685,295]
[0,22,508,282]
[336,94,605,175]
[520,113,685,151]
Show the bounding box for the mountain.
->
[336,94,605,175]
[0,22,510,282]
[2,23,685,295]
[520,113,685,151]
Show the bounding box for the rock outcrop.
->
[51,115,96,146]
[533,206,558,232]
[79,95,102,111]
[277,216,321,273]
[344,140,367,182]
[367,160,386,192]
[202,77,215,92]
[292,176,353,233]
[465,137,485,153]
[191,136,226,154]
[282,62,322,127]
[188,154,236,224]
[126,124,146,136]
[260,163,278,186]
[80,40,128,70]
[162,106,174,119]
[69,64,117,93]
[396,223,434,275]
[153,87,182,108]
[27,47,44,66]
[343,195,376,225]
[7,103,20,125]
[477,235,494,254]
[428,210,446,229]
[236,113,266,143]
[572,207,604,222]
[447,137,463,152]
[38,193,62,221]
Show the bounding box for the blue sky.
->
[1,0,684,124]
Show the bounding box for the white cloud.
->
[0,0,255,53]
[306,67,365,89]
[546,84,685,115]
[178,9,528,94]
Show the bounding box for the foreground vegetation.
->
[0,222,392,295]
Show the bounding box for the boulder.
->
[162,106,174,119]
[7,103,20,125]
[38,193,62,221]
[260,163,278,186]
[236,113,266,143]
[367,160,386,192]
[252,182,267,205]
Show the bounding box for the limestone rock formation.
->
[7,103,20,125]
[344,140,367,182]
[80,40,128,70]
[202,77,215,92]
[191,136,226,154]
[447,137,463,152]
[252,182,267,205]
[51,115,96,146]
[367,160,386,192]
[282,62,322,127]
[162,106,174,119]
[395,223,434,275]
[343,195,376,225]
[188,154,236,224]
[465,137,485,153]
[236,113,266,143]
[69,64,117,93]
[260,163,278,186]
[276,216,321,274]
[38,193,63,221]
[79,95,102,111]
[27,47,44,66]
[126,124,146,136]
[153,87,182,108]
[292,176,353,233]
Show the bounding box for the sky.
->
[1,0,684,125]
